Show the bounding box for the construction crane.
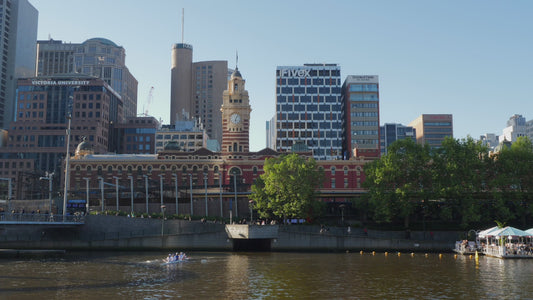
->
[142,86,154,117]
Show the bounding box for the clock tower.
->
[221,67,251,154]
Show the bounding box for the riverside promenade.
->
[0,215,457,252]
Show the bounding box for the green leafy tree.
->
[490,136,533,226]
[432,137,489,228]
[363,139,433,228]
[250,153,325,222]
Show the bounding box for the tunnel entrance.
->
[232,238,272,251]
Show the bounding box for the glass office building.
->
[380,123,416,155]
[36,38,138,122]
[275,64,342,160]
[342,75,380,159]
[0,0,38,129]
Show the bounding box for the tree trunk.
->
[404,215,410,229]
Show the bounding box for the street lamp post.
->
[233,173,238,219]
[218,171,222,217]
[0,178,12,213]
[128,176,134,215]
[83,177,90,215]
[158,174,164,210]
[39,172,53,213]
[172,174,178,215]
[161,205,166,236]
[143,175,149,214]
[188,174,193,216]
[249,200,254,224]
[63,115,72,221]
[98,176,104,212]
[204,173,208,217]
[229,173,236,223]
[113,176,119,212]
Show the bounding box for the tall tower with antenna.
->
[169,9,228,144]
[170,8,193,124]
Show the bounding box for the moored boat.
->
[453,240,480,255]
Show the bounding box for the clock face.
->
[230,113,241,124]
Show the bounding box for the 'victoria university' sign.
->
[31,80,91,86]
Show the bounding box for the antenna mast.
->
[181,8,184,43]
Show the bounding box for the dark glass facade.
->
[379,123,416,155]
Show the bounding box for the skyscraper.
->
[0,0,38,129]
[341,75,380,159]
[170,43,228,144]
[265,115,276,150]
[275,64,342,160]
[36,38,138,122]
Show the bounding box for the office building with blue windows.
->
[342,75,380,159]
[0,0,38,129]
[275,64,342,160]
[380,123,416,155]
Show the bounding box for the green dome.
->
[83,38,119,47]
[75,137,93,156]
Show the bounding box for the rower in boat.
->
[164,252,188,263]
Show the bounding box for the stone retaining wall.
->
[0,215,458,252]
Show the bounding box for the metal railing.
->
[0,212,85,223]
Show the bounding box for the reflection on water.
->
[0,251,532,299]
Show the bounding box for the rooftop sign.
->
[31,80,91,86]
[346,75,379,83]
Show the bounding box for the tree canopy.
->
[362,136,533,229]
[250,153,325,222]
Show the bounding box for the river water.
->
[0,251,531,299]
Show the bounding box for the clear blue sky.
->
[30,0,533,151]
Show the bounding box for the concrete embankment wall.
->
[273,228,455,252]
[0,215,458,252]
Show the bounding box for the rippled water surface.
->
[0,251,532,299]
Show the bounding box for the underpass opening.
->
[232,238,272,251]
